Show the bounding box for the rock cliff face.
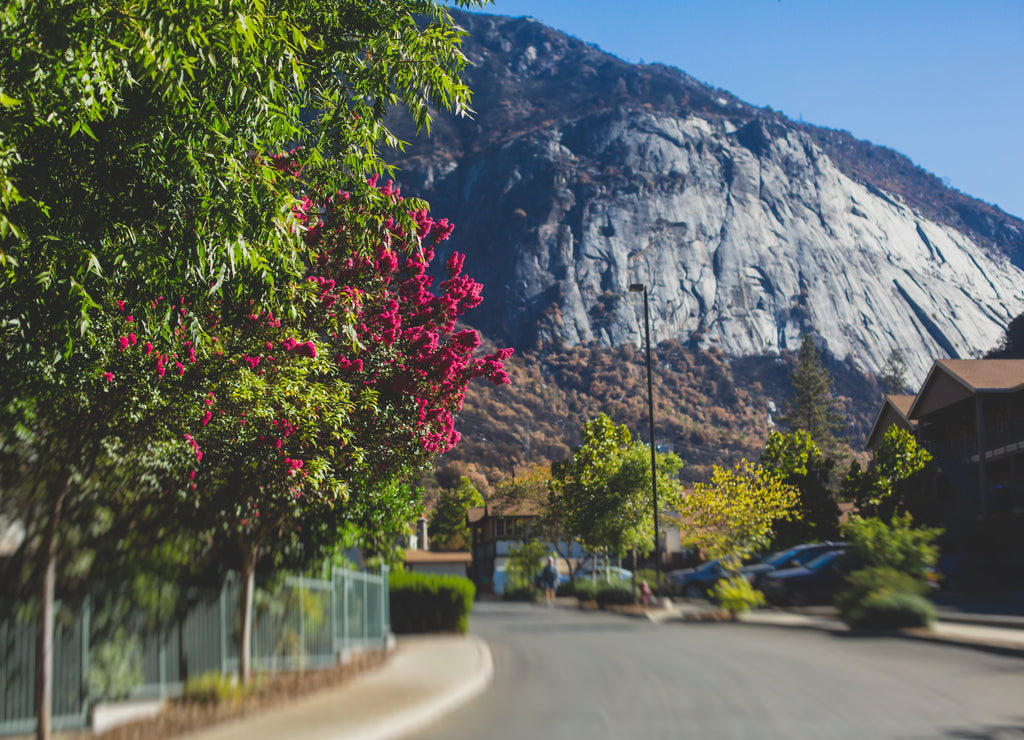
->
[392,12,1024,384]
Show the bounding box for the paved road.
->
[410,601,1024,740]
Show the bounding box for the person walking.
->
[542,556,559,606]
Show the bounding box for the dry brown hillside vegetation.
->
[426,339,879,497]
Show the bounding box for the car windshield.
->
[804,551,841,570]
[762,548,800,566]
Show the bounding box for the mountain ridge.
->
[382,11,1024,489]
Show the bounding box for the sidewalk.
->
[659,597,1024,657]
[167,635,492,740]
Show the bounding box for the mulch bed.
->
[62,650,387,740]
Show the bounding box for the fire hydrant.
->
[640,580,652,606]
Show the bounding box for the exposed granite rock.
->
[391,12,1024,385]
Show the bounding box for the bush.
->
[389,571,476,634]
[847,591,936,629]
[712,575,765,616]
[567,579,598,602]
[183,672,246,704]
[836,566,933,629]
[841,514,941,576]
[87,632,144,700]
[596,583,635,607]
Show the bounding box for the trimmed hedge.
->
[389,571,476,634]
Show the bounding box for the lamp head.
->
[628,283,645,293]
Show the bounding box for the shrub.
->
[389,571,476,634]
[841,514,941,576]
[596,583,635,607]
[183,672,246,704]
[847,591,936,629]
[712,575,765,617]
[569,579,598,602]
[87,632,144,700]
[836,566,932,628]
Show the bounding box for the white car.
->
[572,566,633,582]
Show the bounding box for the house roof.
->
[865,394,917,450]
[467,499,542,523]
[404,550,472,565]
[909,359,1024,419]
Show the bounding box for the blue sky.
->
[476,0,1024,220]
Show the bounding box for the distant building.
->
[466,500,544,595]
[403,550,472,577]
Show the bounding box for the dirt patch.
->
[62,650,387,740]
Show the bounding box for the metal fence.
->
[0,566,390,736]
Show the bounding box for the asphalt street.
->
[409,601,1024,740]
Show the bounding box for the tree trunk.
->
[35,480,66,740]
[239,542,258,686]
[632,546,637,601]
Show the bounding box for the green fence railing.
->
[0,566,390,737]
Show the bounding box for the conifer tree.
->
[776,335,844,451]
[881,349,910,395]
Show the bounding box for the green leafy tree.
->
[603,442,684,563]
[680,460,801,613]
[338,477,426,567]
[760,430,841,548]
[776,335,845,451]
[0,0,488,732]
[841,426,933,520]
[549,414,683,567]
[505,540,548,594]
[490,464,585,575]
[549,414,632,557]
[430,477,484,550]
[841,514,942,581]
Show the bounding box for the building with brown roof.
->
[867,359,1024,557]
[865,394,917,451]
[908,359,1024,520]
[466,500,545,594]
[403,550,473,577]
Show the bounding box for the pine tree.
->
[777,335,844,451]
[881,349,910,395]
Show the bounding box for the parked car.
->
[761,550,862,606]
[742,542,848,589]
[573,566,633,582]
[667,558,726,599]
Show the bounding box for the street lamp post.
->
[628,283,661,593]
